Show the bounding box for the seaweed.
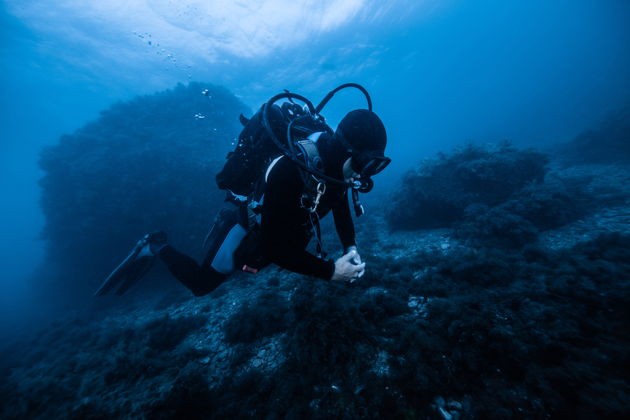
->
[37,82,249,298]
[555,104,630,164]
[387,142,548,230]
[5,85,628,419]
[145,313,207,352]
[3,232,629,418]
[223,291,290,344]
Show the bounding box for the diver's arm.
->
[332,190,357,251]
[262,238,336,280]
[332,191,365,279]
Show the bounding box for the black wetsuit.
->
[158,133,356,296]
[260,154,355,280]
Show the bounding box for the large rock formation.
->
[38,82,249,296]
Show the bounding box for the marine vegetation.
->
[37,83,249,298]
[387,141,629,249]
[386,142,548,230]
[555,104,630,164]
[2,230,628,419]
[2,86,629,419]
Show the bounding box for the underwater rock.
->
[387,142,548,230]
[2,220,629,418]
[408,295,432,318]
[5,114,630,418]
[38,82,250,298]
[554,104,630,164]
[455,164,629,249]
[388,141,629,249]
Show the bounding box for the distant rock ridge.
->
[553,104,630,164]
[387,142,629,250]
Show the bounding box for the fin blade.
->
[113,256,155,296]
[94,243,144,296]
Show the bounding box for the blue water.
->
[1,2,630,417]
[1,0,629,339]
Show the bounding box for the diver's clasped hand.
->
[346,245,365,281]
[331,249,366,283]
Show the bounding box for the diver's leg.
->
[158,246,227,296]
[156,203,248,296]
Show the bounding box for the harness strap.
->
[263,134,328,259]
[309,211,327,259]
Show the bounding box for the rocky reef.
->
[2,90,629,419]
[2,211,628,418]
[554,104,630,164]
[387,140,629,251]
[37,82,248,298]
[386,142,548,231]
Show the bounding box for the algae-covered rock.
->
[38,82,249,295]
[386,142,548,230]
[556,104,630,164]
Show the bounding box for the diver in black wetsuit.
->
[95,109,389,297]
[260,113,378,281]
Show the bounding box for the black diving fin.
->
[94,235,156,296]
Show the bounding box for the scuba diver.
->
[95,84,390,297]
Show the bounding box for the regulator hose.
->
[315,83,372,114]
[262,92,350,187]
